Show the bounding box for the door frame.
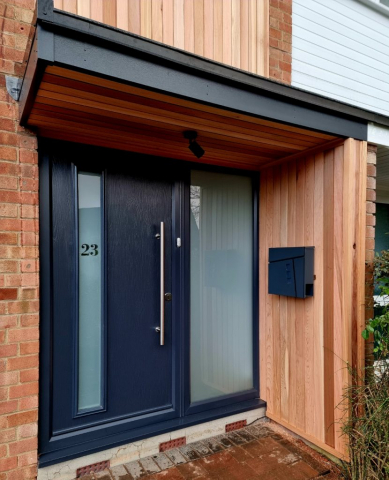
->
[38,139,263,467]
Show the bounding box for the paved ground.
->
[82,420,342,480]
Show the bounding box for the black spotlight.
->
[183,130,205,159]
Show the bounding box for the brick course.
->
[269,0,292,84]
[0,1,38,479]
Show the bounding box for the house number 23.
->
[81,244,99,256]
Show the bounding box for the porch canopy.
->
[19,2,387,168]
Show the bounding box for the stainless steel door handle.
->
[156,222,165,345]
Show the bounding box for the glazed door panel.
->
[51,150,178,434]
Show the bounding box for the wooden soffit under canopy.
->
[19,1,373,169]
[29,66,340,170]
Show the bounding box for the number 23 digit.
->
[81,244,99,256]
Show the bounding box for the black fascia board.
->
[37,0,54,20]
[19,5,375,140]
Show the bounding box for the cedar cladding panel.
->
[26,66,337,172]
[53,0,269,77]
[260,139,367,458]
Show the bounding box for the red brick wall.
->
[365,144,377,365]
[0,1,39,479]
[269,0,292,84]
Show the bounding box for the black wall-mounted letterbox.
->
[268,247,314,299]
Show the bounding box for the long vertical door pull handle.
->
[158,222,165,345]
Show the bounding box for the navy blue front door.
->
[106,162,176,420]
[50,148,180,435]
[40,141,260,465]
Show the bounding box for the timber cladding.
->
[259,139,367,458]
[26,66,338,171]
[53,0,269,77]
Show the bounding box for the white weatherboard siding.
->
[368,123,389,147]
[292,0,389,116]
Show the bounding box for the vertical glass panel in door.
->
[78,172,103,412]
[190,170,254,403]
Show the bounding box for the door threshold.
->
[39,398,266,469]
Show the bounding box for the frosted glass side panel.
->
[78,172,103,412]
[190,170,254,403]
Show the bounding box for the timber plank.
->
[31,103,295,158]
[116,0,129,31]
[90,0,103,23]
[173,0,185,49]
[295,158,306,432]
[240,0,249,72]
[271,165,281,418]
[213,0,223,62]
[342,140,354,395]
[184,0,194,53]
[193,0,204,56]
[31,104,288,158]
[31,103,300,159]
[333,144,346,455]
[141,0,152,39]
[35,90,313,151]
[279,162,289,422]
[287,160,297,428]
[323,149,335,448]
[248,0,257,74]
[103,0,116,27]
[62,0,76,14]
[41,73,329,149]
[151,0,163,43]
[40,74,322,146]
[257,0,269,77]
[44,66,336,141]
[38,128,262,171]
[77,0,90,19]
[313,152,325,443]
[56,0,269,75]
[222,0,232,66]
[203,0,214,59]
[162,0,174,46]
[31,116,267,165]
[231,0,240,68]
[128,0,141,35]
[304,155,315,438]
